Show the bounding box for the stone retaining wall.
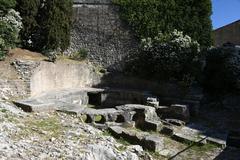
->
[30,62,102,96]
[69,0,138,71]
[0,79,29,101]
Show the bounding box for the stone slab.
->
[172,132,206,145]
[142,135,164,152]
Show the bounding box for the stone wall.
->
[0,79,28,101]
[69,0,138,71]
[30,62,102,96]
[213,20,240,46]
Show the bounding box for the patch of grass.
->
[102,130,112,136]
[1,109,7,113]
[87,104,96,108]
[117,145,127,151]
[71,48,88,61]
[116,137,131,146]
[148,151,166,160]
[4,114,19,123]
[24,116,63,140]
[191,143,217,153]
[94,115,103,122]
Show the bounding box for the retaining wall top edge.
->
[73,0,112,4]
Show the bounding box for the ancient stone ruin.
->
[14,70,228,157]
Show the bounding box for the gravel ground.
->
[0,102,151,160]
[0,102,239,160]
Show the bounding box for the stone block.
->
[160,126,174,136]
[121,130,145,144]
[108,126,124,138]
[165,119,185,126]
[206,137,226,148]
[143,120,162,132]
[172,132,206,145]
[170,104,190,122]
[142,135,164,152]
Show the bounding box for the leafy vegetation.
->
[126,30,201,84]
[16,0,73,52]
[0,1,22,60]
[0,0,16,13]
[114,0,212,48]
[71,48,88,60]
[203,44,240,94]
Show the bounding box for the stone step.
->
[143,120,162,132]
[172,132,207,145]
[206,137,226,148]
[108,126,165,152]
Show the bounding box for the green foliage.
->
[0,37,6,60]
[16,0,73,52]
[0,0,16,13]
[72,48,88,60]
[16,0,40,50]
[203,44,240,94]
[41,0,73,51]
[0,8,22,60]
[114,0,212,48]
[126,30,201,82]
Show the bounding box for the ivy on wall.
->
[113,0,213,48]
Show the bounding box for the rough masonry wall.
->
[69,0,138,71]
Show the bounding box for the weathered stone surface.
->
[169,104,190,122]
[165,119,185,126]
[30,62,102,96]
[14,89,90,112]
[101,89,146,107]
[14,99,56,112]
[172,132,206,145]
[121,129,147,145]
[143,120,162,132]
[146,97,159,107]
[0,79,28,101]
[206,137,226,148]
[160,126,174,136]
[108,126,124,138]
[0,102,151,160]
[116,104,159,121]
[69,1,138,71]
[12,60,40,82]
[142,135,164,152]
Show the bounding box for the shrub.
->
[203,44,240,94]
[114,0,212,48]
[72,48,88,60]
[127,30,201,83]
[0,37,6,60]
[0,9,22,60]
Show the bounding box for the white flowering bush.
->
[0,9,22,60]
[128,30,201,82]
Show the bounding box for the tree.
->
[41,0,73,51]
[114,0,213,48]
[16,0,72,52]
[0,0,16,13]
[16,0,40,50]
